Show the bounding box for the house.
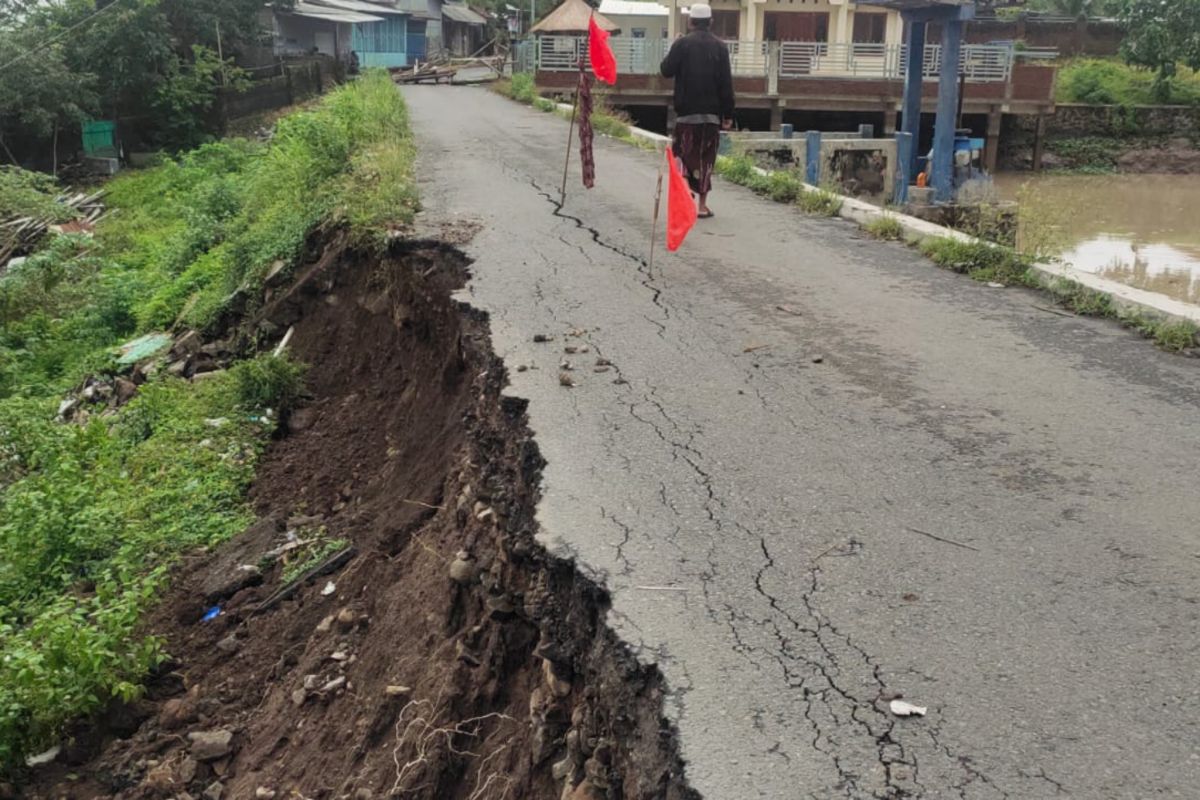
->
[266,1,385,61]
[530,0,620,36]
[337,0,429,67]
[598,0,669,41]
[441,3,489,56]
[662,0,904,52]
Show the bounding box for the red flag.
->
[588,15,617,85]
[665,148,696,252]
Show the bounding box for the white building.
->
[598,0,670,40]
[661,0,904,48]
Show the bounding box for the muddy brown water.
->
[994,173,1200,306]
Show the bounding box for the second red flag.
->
[588,15,617,85]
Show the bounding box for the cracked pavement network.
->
[405,86,1200,799]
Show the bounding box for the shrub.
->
[765,170,803,203]
[1056,58,1200,106]
[0,376,266,773]
[510,73,537,103]
[229,354,307,414]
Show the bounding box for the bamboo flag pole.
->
[559,66,581,205]
[647,162,665,275]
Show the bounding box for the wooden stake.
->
[560,81,579,205]
[648,162,665,275]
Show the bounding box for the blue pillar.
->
[894,131,913,205]
[900,16,926,181]
[931,17,963,203]
[805,130,821,185]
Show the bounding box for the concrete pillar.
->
[1032,113,1046,172]
[985,107,1002,174]
[805,130,821,185]
[931,17,963,203]
[767,41,779,95]
[667,0,678,40]
[894,131,913,204]
[833,4,851,46]
[770,102,783,131]
[882,106,897,135]
[885,10,904,46]
[744,3,759,42]
[900,16,926,180]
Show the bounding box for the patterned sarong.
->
[672,122,721,196]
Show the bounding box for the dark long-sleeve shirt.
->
[660,30,735,120]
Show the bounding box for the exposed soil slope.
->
[22,238,696,800]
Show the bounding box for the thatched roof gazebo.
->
[530,0,619,35]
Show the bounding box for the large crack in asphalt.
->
[514,163,1015,798]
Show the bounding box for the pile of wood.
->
[1,190,106,269]
[391,53,459,85]
[390,40,510,85]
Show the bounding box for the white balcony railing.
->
[532,37,1014,83]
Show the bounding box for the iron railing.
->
[532,37,1015,83]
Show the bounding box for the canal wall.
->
[1000,103,1200,173]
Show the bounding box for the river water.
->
[993,174,1200,306]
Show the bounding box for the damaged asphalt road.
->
[404,86,1200,799]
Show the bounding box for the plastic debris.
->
[321,581,336,596]
[26,745,60,767]
[889,699,927,717]
[115,332,172,366]
[201,606,222,622]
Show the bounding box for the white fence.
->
[531,37,1015,83]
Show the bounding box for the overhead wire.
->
[0,0,128,72]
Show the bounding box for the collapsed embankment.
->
[20,236,697,800]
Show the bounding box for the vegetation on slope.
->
[0,71,416,775]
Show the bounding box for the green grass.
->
[1039,277,1200,351]
[865,214,904,241]
[1056,58,1200,106]
[919,237,1036,286]
[714,155,842,216]
[493,73,636,143]
[280,529,349,584]
[1045,136,1123,172]
[0,72,417,776]
[915,240,1198,353]
[797,185,843,216]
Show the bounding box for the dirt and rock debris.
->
[20,236,697,800]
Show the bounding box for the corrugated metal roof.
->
[289,2,385,22]
[598,0,668,17]
[442,3,487,24]
[309,0,401,15]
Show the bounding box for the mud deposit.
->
[23,240,695,800]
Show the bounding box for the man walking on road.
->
[660,3,735,219]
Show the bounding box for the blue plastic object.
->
[201,606,221,622]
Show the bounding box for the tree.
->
[1120,0,1200,101]
[0,29,97,168]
